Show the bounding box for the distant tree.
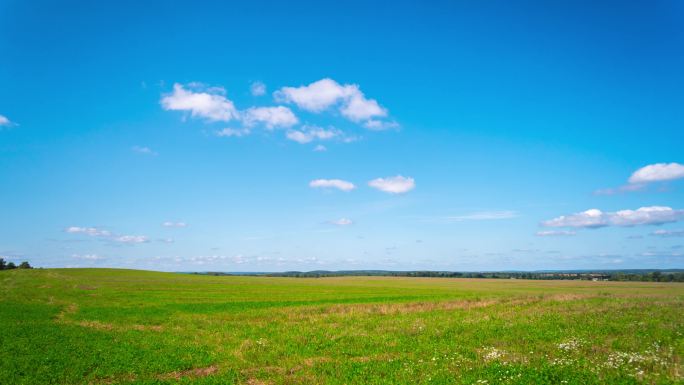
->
[18,261,32,269]
[6,262,16,270]
[0,258,5,270]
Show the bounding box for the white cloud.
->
[250,81,266,96]
[0,114,13,127]
[330,218,353,226]
[363,119,399,131]
[216,128,251,137]
[275,78,355,112]
[368,175,415,194]
[65,226,111,237]
[309,179,356,191]
[543,209,608,228]
[536,230,577,237]
[114,235,150,244]
[629,163,684,184]
[313,145,327,152]
[72,254,105,260]
[286,125,340,144]
[161,83,239,122]
[543,206,684,228]
[596,162,684,195]
[162,221,187,228]
[132,146,157,155]
[275,78,387,123]
[651,229,684,237]
[242,106,298,129]
[339,92,387,122]
[593,183,645,196]
[610,206,684,226]
[65,226,150,245]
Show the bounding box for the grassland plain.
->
[0,269,682,385]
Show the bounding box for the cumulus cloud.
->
[132,146,157,155]
[596,162,684,195]
[275,78,354,112]
[368,175,415,194]
[242,106,298,129]
[309,178,356,191]
[161,83,239,122]
[536,230,577,237]
[162,221,187,228]
[274,78,387,123]
[339,92,387,122]
[250,81,266,96]
[286,125,340,144]
[543,206,684,228]
[330,218,353,226]
[629,163,684,184]
[313,144,327,152]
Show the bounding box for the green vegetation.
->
[1,268,682,384]
[0,258,32,270]
[255,269,684,282]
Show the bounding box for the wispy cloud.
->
[536,230,576,237]
[594,184,645,196]
[65,226,111,237]
[132,145,157,155]
[114,235,150,244]
[309,179,356,192]
[216,127,251,137]
[363,119,399,131]
[250,81,266,96]
[651,229,684,237]
[0,114,15,127]
[446,210,517,221]
[368,175,415,194]
[162,221,187,228]
[543,206,684,228]
[72,254,105,260]
[421,210,518,223]
[329,218,353,226]
[65,226,149,244]
[286,125,340,144]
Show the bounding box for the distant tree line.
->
[258,270,684,282]
[0,259,32,270]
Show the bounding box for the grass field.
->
[1,269,682,384]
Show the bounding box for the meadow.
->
[0,269,682,384]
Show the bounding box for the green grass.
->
[1,269,682,384]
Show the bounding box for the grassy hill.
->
[1,268,682,384]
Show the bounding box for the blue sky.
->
[1,0,683,271]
